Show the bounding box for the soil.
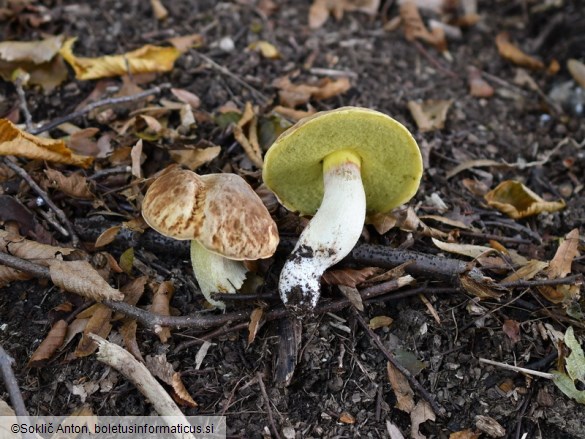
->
[1,1,585,438]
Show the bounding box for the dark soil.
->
[1,1,584,438]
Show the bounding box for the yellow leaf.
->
[94,226,122,248]
[60,38,181,80]
[484,180,566,219]
[369,315,394,330]
[0,119,93,168]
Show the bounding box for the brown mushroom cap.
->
[142,167,279,260]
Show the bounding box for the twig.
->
[498,275,582,288]
[14,75,33,131]
[256,372,282,439]
[29,83,171,135]
[194,52,269,102]
[352,309,446,417]
[2,158,80,247]
[478,358,554,380]
[411,40,459,79]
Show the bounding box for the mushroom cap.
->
[142,167,279,260]
[262,107,423,215]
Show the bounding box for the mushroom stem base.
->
[190,239,248,309]
[279,156,366,316]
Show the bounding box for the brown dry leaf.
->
[446,159,507,179]
[0,265,32,287]
[233,102,264,168]
[449,429,480,439]
[169,146,221,171]
[131,139,143,179]
[28,319,67,367]
[548,228,580,279]
[94,226,121,248]
[338,285,364,311]
[495,32,544,70]
[272,105,316,122]
[568,59,585,88]
[247,41,281,59]
[248,307,264,346]
[502,319,521,344]
[60,38,181,80]
[167,34,205,52]
[120,276,148,307]
[120,319,144,362]
[369,315,394,330]
[432,238,496,260]
[367,211,399,234]
[309,0,380,29]
[171,372,198,408]
[500,259,548,283]
[0,35,63,64]
[322,267,379,287]
[47,260,124,301]
[339,412,355,424]
[43,168,93,199]
[411,400,436,439]
[273,76,351,107]
[0,230,75,260]
[407,99,452,132]
[150,280,174,343]
[312,77,352,100]
[468,67,494,98]
[170,88,201,109]
[150,0,168,20]
[387,361,415,413]
[400,1,447,52]
[75,304,112,357]
[484,180,566,219]
[145,353,175,384]
[0,119,93,168]
[460,271,504,300]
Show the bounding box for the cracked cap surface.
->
[142,166,279,260]
[262,107,423,215]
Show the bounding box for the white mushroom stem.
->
[279,150,366,314]
[190,240,248,309]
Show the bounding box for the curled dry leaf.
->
[233,102,264,168]
[171,372,198,408]
[567,59,585,89]
[43,168,94,199]
[75,304,112,357]
[272,105,316,122]
[495,32,544,70]
[0,229,75,261]
[369,315,394,330]
[150,281,174,343]
[47,259,124,301]
[247,41,281,59]
[0,119,93,168]
[387,361,415,413]
[94,226,121,248]
[322,266,379,287]
[484,180,566,219]
[502,319,521,344]
[407,99,452,132]
[28,319,68,367]
[119,319,144,363]
[400,1,447,52]
[169,146,221,171]
[60,38,181,80]
[248,307,264,346]
[411,400,436,439]
[309,0,380,29]
[274,76,351,108]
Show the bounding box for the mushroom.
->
[142,166,279,309]
[263,107,423,315]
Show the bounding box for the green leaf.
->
[551,371,585,404]
[565,327,585,383]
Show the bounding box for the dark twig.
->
[352,309,446,417]
[2,157,80,246]
[14,75,33,131]
[29,83,171,135]
[498,275,582,288]
[256,372,282,439]
[411,40,459,79]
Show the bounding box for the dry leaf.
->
[272,105,316,122]
[548,228,580,279]
[339,412,355,424]
[167,34,205,52]
[387,361,415,412]
[567,59,585,89]
[28,319,67,367]
[432,238,496,260]
[449,429,480,439]
[248,307,264,346]
[120,319,144,363]
[150,0,168,20]
[47,260,124,301]
[0,230,75,261]
[500,259,548,283]
[247,41,281,59]
[170,88,201,109]
[309,0,380,29]
[446,159,506,179]
[75,304,112,357]
[484,180,566,219]
[322,267,379,287]
[0,265,32,287]
[468,67,494,98]
[119,248,134,274]
[0,35,63,64]
[0,119,93,168]
[150,281,174,343]
[233,102,264,168]
[400,1,447,52]
[274,76,351,107]
[120,276,148,307]
[460,271,504,300]
[411,400,435,439]
[407,100,452,132]
[495,32,544,70]
[44,168,94,199]
[60,38,181,80]
[369,315,394,330]
[171,372,198,407]
[94,226,121,248]
[169,146,221,170]
[502,319,521,344]
[338,285,364,311]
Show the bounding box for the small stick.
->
[89,334,197,439]
[256,372,282,439]
[411,40,459,79]
[478,358,554,380]
[30,83,171,135]
[14,75,33,131]
[352,309,445,417]
[499,274,582,288]
[2,157,80,247]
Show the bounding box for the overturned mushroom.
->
[142,166,279,309]
[263,107,423,316]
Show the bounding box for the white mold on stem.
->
[279,160,366,315]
